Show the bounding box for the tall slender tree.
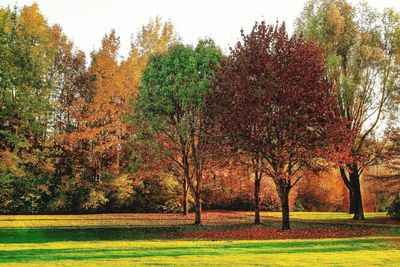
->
[123,17,185,212]
[65,31,128,180]
[296,0,400,219]
[0,4,56,177]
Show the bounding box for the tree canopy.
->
[136,40,223,224]
[206,22,348,230]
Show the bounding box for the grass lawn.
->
[0,211,399,266]
[260,211,385,221]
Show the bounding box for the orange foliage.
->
[65,31,132,178]
[294,170,347,211]
[363,165,400,212]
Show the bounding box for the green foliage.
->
[387,194,400,218]
[131,175,183,213]
[136,40,223,134]
[135,39,223,223]
[296,0,400,148]
[294,198,306,212]
[106,174,136,209]
[0,6,55,153]
[0,172,51,214]
[1,1,398,218]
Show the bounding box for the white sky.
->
[1,0,400,58]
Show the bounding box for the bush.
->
[0,173,51,214]
[387,195,400,219]
[293,198,305,212]
[131,175,183,213]
[81,189,109,211]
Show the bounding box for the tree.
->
[61,18,179,213]
[121,17,179,102]
[1,5,183,214]
[50,24,88,134]
[136,40,223,224]
[0,4,89,213]
[384,129,400,173]
[64,31,126,180]
[296,0,400,220]
[206,22,345,230]
[0,4,56,180]
[50,24,89,182]
[124,17,183,212]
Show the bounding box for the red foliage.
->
[205,21,350,229]
[203,164,280,211]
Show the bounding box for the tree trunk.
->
[182,179,188,216]
[279,180,291,231]
[194,175,202,225]
[194,193,202,225]
[254,172,261,224]
[339,166,355,214]
[349,164,364,220]
[349,189,355,214]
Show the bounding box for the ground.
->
[0,211,399,266]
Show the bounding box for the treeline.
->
[0,1,399,230]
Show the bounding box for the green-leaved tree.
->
[135,40,223,224]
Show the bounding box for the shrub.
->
[131,175,182,213]
[293,198,306,212]
[81,189,108,211]
[387,194,400,219]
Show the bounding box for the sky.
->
[1,0,400,58]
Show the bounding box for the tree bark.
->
[349,189,355,214]
[182,179,188,216]
[349,164,364,220]
[339,166,355,214]
[194,193,202,225]
[194,174,202,225]
[254,171,261,224]
[279,179,291,231]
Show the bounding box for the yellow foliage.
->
[18,3,55,63]
[81,189,109,211]
[0,8,11,33]
[327,4,345,37]
[110,174,135,206]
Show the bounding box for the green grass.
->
[1,237,399,266]
[0,212,399,266]
[259,211,384,220]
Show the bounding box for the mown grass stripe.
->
[0,238,397,263]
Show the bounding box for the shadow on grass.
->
[0,226,179,244]
[1,219,399,244]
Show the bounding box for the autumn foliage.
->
[205,22,349,229]
[0,2,399,233]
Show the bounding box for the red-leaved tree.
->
[206,22,349,230]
